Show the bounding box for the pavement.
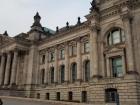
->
[1,97,53,105]
[0,96,89,105]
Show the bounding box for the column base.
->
[126,71,139,75]
[74,79,82,85]
[76,79,82,82]
[92,75,103,79]
[64,81,69,85]
[125,71,140,80]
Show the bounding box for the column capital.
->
[75,37,81,42]
[90,24,100,32]
[13,48,19,52]
[120,6,133,22]
[6,51,13,55]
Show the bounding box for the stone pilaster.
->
[26,45,38,90]
[44,51,49,84]
[0,54,6,85]
[10,50,18,85]
[106,57,111,77]
[65,42,69,83]
[90,26,100,79]
[77,38,82,81]
[4,52,12,85]
[54,47,58,83]
[121,7,136,74]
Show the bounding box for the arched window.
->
[41,69,45,84]
[60,65,65,83]
[71,63,77,82]
[105,88,119,103]
[84,60,90,81]
[50,67,54,83]
[108,28,125,45]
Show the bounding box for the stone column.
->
[0,54,6,85]
[54,47,58,83]
[122,54,126,76]
[4,52,12,85]
[90,26,99,79]
[106,58,111,77]
[65,43,69,82]
[44,51,49,84]
[77,38,82,81]
[121,9,135,74]
[10,50,18,85]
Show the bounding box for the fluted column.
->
[77,38,82,81]
[121,8,135,74]
[54,48,58,83]
[10,50,18,85]
[90,26,100,78]
[0,54,6,85]
[65,43,69,82]
[4,52,12,85]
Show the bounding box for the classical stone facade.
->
[1,0,140,105]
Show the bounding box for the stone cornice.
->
[37,22,90,45]
[99,0,140,21]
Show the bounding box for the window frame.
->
[107,28,125,46]
[111,57,123,77]
[49,51,55,62]
[50,67,54,83]
[84,60,90,82]
[41,69,45,84]
[59,49,65,60]
[105,88,118,103]
[69,45,76,57]
[71,63,77,82]
[83,42,90,53]
[60,65,65,83]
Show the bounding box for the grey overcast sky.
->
[0,0,91,37]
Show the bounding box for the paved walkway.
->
[1,97,52,105]
[0,96,90,105]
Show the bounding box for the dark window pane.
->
[85,61,90,81]
[51,67,54,83]
[105,88,118,103]
[61,65,65,83]
[112,57,123,77]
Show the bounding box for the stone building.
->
[0,0,140,105]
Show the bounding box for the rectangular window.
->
[69,46,76,57]
[42,55,45,64]
[84,42,90,53]
[46,93,50,100]
[105,89,118,103]
[37,93,40,99]
[68,91,73,101]
[49,52,55,62]
[112,57,123,77]
[81,91,87,102]
[56,92,60,101]
[59,49,65,59]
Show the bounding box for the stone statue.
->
[91,0,96,9]
[0,98,3,105]
[90,0,99,12]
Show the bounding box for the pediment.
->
[108,47,122,53]
[104,46,124,54]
